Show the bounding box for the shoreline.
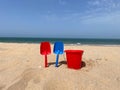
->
[0,37,120,46]
[0,42,120,47]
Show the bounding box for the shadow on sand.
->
[48,60,86,68]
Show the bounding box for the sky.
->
[0,0,120,38]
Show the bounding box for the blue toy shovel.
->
[53,42,64,67]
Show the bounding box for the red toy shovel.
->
[40,42,51,67]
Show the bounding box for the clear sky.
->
[0,0,120,38]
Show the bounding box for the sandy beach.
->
[0,42,120,90]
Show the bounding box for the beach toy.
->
[40,42,51,67]
[65,50,84,69]
[53,42,64,67]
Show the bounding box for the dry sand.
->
[0,43,120,90]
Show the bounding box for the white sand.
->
[0,43,120,90]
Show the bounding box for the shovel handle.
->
[55,54,59,67]
[45,55,48,67]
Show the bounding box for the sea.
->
[0,37,120,46]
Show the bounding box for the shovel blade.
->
[53,41,64,54]
[40,42,51,55]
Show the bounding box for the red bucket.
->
[65,50,84,69]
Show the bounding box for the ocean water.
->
[0,37,120,45]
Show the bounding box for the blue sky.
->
[0,0,120,38]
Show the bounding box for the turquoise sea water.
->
[0,37,120,45]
